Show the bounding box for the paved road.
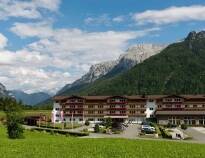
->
[82,124,140,139]
[184,127,205,143]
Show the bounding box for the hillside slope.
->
[10,90,51,106]
[76,31,205,95]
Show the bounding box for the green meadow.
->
[0,125,205,158]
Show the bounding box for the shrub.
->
[82,128,88,133]
[94,124,100,133]
[159,127,172,139]
[181,124,188,130]
[104,117,112,128]
[2,98,24,139]
[85,120,90,126]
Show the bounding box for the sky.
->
[0,0,205,94]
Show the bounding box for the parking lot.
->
[184,127,205,143]
[82,124,140,139]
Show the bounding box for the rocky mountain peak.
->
[72,60,118,86]
[122,44,166,62]
[186,31,205,41]
[0,83,8,97]
[185,31,205,50]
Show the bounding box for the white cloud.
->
[113,16,124,23]
[10,22,53,38]
[0,0,61,20]
[0,33,7,49]
[133,5,205,25]
[4,22,160,93]
[84,14,111,25]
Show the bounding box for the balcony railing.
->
[107,108,127,110]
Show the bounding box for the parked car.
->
[141,125,156,134]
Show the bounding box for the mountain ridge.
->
[10,90,51,106]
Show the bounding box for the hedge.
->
[30,127,89,136]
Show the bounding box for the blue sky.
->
[0,0,205,93]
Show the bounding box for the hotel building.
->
[52,95,205,126]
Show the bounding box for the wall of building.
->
[145,100,157,118]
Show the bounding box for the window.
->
[175,104,181,108]
[166,104,172,108]
[110,105,115,108]
[110,111,116,114]
[98,118,104,121]
[149,107,154,110]
[165,98,172,102]
[140,105,144,108]
[120,105,125,108]
[130,105,135,108]
[98,105,103,108]
[129,110,135,114]
[174,98,181,102]
[98,111,103,114]
[149,99,154,102]
[88,111,94,114]
[120,111,126,114]
[77,111,82,114]
[88,105,94,108]
[193,105,197,108]
[70,105,75,108]
[55,114,60,117]
[55,108,60,111]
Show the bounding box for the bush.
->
[82,128,88,133]
[2,98,24,139]
[94,124,100,133]
[104,117,112,128]
[32,127,89,136]
[159,127,172,139]
[181,124,188,130]
[85,120,90,126]
[7,119,24,139]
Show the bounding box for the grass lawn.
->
[0,125,205,158]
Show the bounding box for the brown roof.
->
[155,111,205,115]
[53,94,205,101]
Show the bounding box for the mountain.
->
[106,44,166,77]
[75,31,205,95]
[0,83,8,97]
[10,90,51,106]
[57,60,118,95]
[58,44,166,95]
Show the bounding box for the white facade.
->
[52,102,63,123]
[145,100,157,118]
